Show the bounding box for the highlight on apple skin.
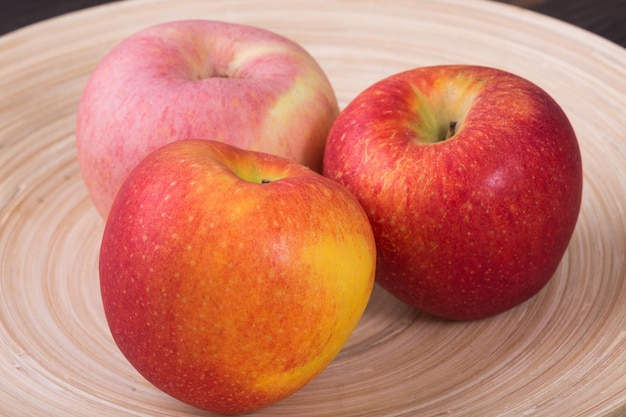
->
[323,64,583,321]
[76,19,339,219]
[99,139,376,414]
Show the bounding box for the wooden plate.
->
[1,0,625,415]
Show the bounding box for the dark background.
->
[1,0,625,48]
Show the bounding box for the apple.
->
[323,65,583,321]
[99,139,376,414]
[76,19,339,218]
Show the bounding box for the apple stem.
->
[261,179,272,184]
[446,121,458,140]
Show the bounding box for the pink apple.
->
[323,65,583,321]
[76,19,339,218]
[99,139,376,414]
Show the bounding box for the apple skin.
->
[76,19,339,219]
[323,65,583,321]
[99,139,376,414]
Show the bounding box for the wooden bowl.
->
[1,0,625,415]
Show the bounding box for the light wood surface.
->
[1,0,625,415]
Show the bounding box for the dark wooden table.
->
[1,0,625,48]
[495,0,626,47]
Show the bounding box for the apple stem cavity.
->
[434,120,458,143]
[446,121,458,140]
[261,179,272,184]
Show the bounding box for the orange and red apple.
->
[323,65,583,321]
[76,19,339,218]
[99,139,376,414]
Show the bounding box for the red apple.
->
[76,19,339,218]
[323,65,583,321]
[99,139,376,414]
